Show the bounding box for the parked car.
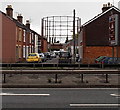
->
[39,53,46,62]
[50,52,56,58]
[114,58,120,64]
[59,51,71,58]
[101,57,111,64]
[53,51,60,56]
[108,57,120,64]
[43,52,51,60]
[26,53,41,63]
[59,51,72,64]
[95,56,107,63]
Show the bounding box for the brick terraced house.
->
[79,3,120,63]
[0,5,47,63]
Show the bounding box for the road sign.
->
[109,14,119,46]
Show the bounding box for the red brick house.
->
[79,3,120,63]
[0,5,44,63]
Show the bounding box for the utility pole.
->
[41,18,44,52]
[73,9,76,63]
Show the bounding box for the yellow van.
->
[26,53,41,63]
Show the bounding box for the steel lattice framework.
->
[41,16,81,43]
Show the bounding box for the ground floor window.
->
[29,45,32,53]
[18,45,22,58]
[32,46,34,53]
[26,46,29,57]
[16,46,19,60]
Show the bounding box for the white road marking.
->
[110,94,120,97]
[110,93,120,98]
[0,92,50,96]
[70,104,120,107]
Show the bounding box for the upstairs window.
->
[23,30,26,42]
[18,28,22,42]
[32,33,34,44]
[29,32,32,44]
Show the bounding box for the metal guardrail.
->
[1,69,120,84]
[1,63,120,68]
[1,69,120,74]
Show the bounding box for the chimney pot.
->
[103,4,106,7]
[6,5,13,17]
[26,20,30,28]
[17,14,23,23]
[7,5,12,8]
[26,20,30,24]
[102,3,111,12]
[108,2,111,7]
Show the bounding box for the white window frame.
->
[26,46,29,57]
[23,30,26,42]
[23,45,25,58]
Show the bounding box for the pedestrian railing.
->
[1,69,120,84]
[1,62,120,67]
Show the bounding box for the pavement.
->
[2,73,120,88]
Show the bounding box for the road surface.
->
[1,88,120,109]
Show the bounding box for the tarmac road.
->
[1,88,120,109]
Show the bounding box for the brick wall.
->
[2,14,16,63]
[83,46,120,64]
[81,8,120,64]
[42,39,48,52]
[50,44,63,51]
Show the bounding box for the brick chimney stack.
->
[102,2,112,12]
[6,5,13,17]
[17,14,23,23]
[26,20,30,28]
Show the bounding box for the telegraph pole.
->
[73,9,76,63]
[41,18,44,52]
